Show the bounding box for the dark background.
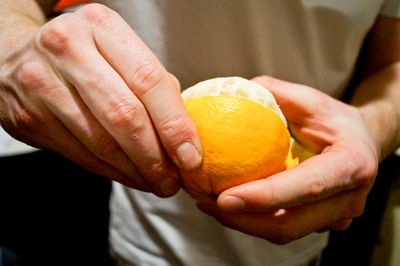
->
[0,150,398,266]
[0,150,113,266]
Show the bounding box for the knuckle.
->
[16,60,48,93]
[257,75,274,84]
[332,223,351,231]
[354,169,376,189]
[351,204,365,218]
[342,200,365,218]
[168,73,181,92]
[131,62,164,95]
[147,159,166,175]
[358,159,378,187]
[326,218,353,231]
[333,219,353,231]
[13,109,36,129]
[80,152,109,174]
[252,75,276,89]
[305,178,325,200]
[79,3,115,26]
[141,159,170,181]
[348,149,378,189]
[84,73,107,91]
[158,115,194,145]
[14,108,48,133]
[106,98,147,134]
[258,184,276,207]
[95,131,121,160]
[366,157,378,177]
[39,19,74,56]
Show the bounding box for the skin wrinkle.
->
[1,1,399,245]
[0,2,186,198]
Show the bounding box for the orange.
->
[180,77,298,200]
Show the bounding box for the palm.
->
[198,76,379,244]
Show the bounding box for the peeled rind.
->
[182,77,287,126]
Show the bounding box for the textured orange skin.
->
[181,96,291,200]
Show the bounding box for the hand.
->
[0,4,202,197]
[197,76,378,244]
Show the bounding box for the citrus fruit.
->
[180,77,298,200]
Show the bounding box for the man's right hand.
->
[0,3,203,197]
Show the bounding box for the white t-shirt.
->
[1,0,399,156]
[0,0,399,265]
[93,0,398,265]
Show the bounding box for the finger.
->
[19,106,141,189]
[49,127,142,190]
[201,190,364,244]
[82,5,202,170]
[17,57,153,192]
[47,87,156,192]
[329,219,353,231]
[251,76,343,152]
[218,148,364,213]
[62,55,179,196]
[168,73,182,94]
[36,15,181,196]
[317,219,353,232]
[251,75,338,122]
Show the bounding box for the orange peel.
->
[181,77,301,200]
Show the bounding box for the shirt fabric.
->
[90,0,396,265]
[1,0,400,156]
[0,0,399,265]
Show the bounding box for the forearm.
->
[0,0,55,61]
[351,62,400,161]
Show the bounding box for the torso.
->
[100,1,387,265]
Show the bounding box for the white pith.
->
[182,77,287,126]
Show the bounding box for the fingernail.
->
[219,196,246,213]
[176,142,202,170]
[157,176,180,196]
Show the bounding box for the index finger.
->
[84,5,203,170]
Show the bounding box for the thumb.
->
[251,75,329,123]
[251,75,335,152]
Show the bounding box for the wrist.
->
[0,8,44,62]
[352,62,400,161]
[357,100,399,161]
[1,21,41,61]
